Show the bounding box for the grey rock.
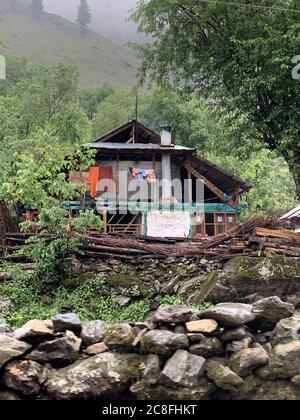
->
[0,334,31,369]
[267,340,300,379]
[104,323,135,352]
[141,330,189,357]
[2,360,45,396]
[252,296,294,323]
[229,347,269,377]
[220,327,251,342]
[0,295,14,314]
[143,354,161,385]
[152,305,198,325]
[28,331,81,368]
[227,338,252,353]
[272,315,300,345]
[189,338,224,358]
[51,313,82,334]
[159,350,205,389]
[200,303,255,327]
[174,325,186,334]
[46,352,144,400]
[206,359,244,392]
[115,295,132,307]
[81,320,107,346]
[13,320,54,342]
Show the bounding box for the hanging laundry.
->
[146,170,156,183]
[138,169,148,182]
[132,168,140,178]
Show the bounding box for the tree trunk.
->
[292,173,300,202]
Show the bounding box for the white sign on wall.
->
[147,211,191,238]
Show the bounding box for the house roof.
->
[92,120,162,145]
[89,142,194,152]
[87,120,252,195]
[281,205,300,221]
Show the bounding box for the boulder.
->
[141,331,189,357]
[131,378,215,401]
[206,256,300,304]
[267,340,300,379]
[200,303,255,328]
[252,297,294,323]
[13,320,54,342]
[272,315,300,345]
[190,338,224,358]
[46,352,144,400]
[2,360,45,396]
[186,319,218,335]
[0,334,31,369]
[51,313,82,334]
[159,350,205,389]
[152,305,198,325]
[0,317,12,334]
[143,354,161,385]
[221,327,252,342]
[229,348,269,377]
[28,331,81,368]
[206,359,244,392]
[85,342,108,356]
[104,323,135,352]
[81,320,107,346]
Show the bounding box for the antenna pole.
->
[135,85,139,121]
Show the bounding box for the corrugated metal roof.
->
[84,142,195,152]
[281,205,300,220]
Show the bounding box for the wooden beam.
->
[103,210,108,234]
[185,164,238,209]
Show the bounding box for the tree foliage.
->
[133,0,300,198]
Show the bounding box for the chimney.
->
[160,125,172,201]
[160,124,172,146]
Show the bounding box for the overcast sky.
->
[43,0,141,45]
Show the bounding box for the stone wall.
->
[68,255,300,308]
[1,297,300,400]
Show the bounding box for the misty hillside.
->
[0,0,138,86]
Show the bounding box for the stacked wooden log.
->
[2,213,300,260]
[229,227,300,257]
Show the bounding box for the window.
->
[216,214,226,234]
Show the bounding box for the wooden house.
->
[69,120,251,238]
[281,205,300,233]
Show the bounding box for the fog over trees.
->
[43,0,141,44]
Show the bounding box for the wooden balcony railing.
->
[106,224,142,235]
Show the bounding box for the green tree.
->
[133,0,300,199]
[80,82,115,120]
[76,0,92,35]
[7,63,79,139]
[93,87,135,136]
[30,0,44,19]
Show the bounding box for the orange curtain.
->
[89,167,100,198]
